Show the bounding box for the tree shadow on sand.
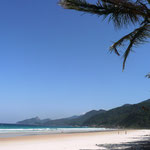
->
[80,136,150,150]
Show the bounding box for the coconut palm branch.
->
[145,73,150,78]
[59,0,150,70]
[110,24,150,70]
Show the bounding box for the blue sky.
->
[0,0,150,123]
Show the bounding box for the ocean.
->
[0,123,111,138]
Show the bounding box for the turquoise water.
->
[0,123,111,138]
[0,123,61,130]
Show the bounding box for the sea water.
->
[0,123,111,138]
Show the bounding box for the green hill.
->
[40,109,105,126]
[17,99,150,128]
[17,109,105,126]
[83,99,150,128]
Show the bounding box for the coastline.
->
[0,127,113,138]
[0,129,150,150]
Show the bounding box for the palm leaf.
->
[59,0,148,27]
[145,73,150,78]
[59,0,150,70]
[110,24,150,70]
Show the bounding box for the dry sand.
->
[0,129,150,150]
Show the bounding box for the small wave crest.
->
[0,127,110,134]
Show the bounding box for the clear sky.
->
[0,0,150,123]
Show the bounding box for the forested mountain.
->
[17,109,105,126]
[17,99,150,128]
[17,117,51,125]
[84,99,150,128]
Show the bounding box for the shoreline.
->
[0,129,119,140]
[0,129,150,150]
[0,127,116,138]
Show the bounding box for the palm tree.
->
[59,0,150,70]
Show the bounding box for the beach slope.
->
[0,130,150,150]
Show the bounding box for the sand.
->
[0,129,150,150]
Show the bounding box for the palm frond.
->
[145,73,150,78]
[59,0,147,28]
[59,0,150,70]
[110,24,150,70]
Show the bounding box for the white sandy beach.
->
[0,130,150,150]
